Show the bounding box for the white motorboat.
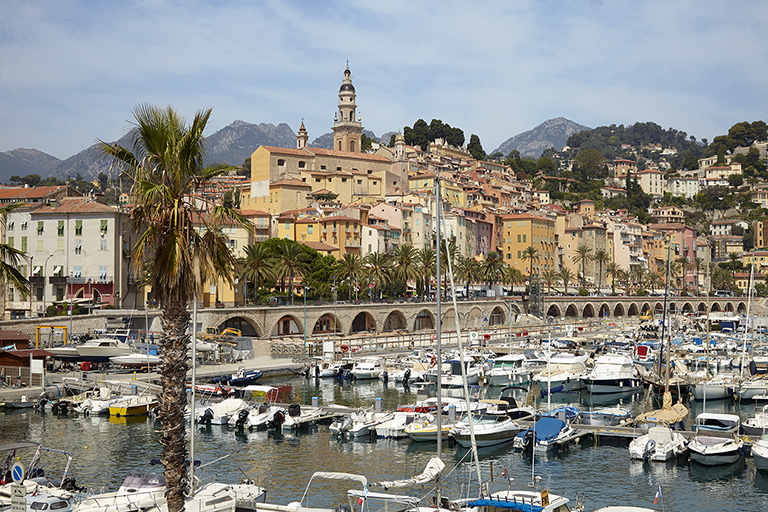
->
[628,426,689,462]
[74,387,119,415]
[73,470,167,511]
[76,338,136,363]
[110,353,162,367]
[481,386,535,421]
[196,398,248,425]
[450,413,522,447]
[375,411,416,439]
[582,406,632,426]
[737,378,768,400]
[468,488,575,512]
[689,413,745,466]
[143,481,267,512]
[532,352,589,392]
[329,415,354,436]
[404,413,455,442]
[350,358,383,380]
[484,354,529,387]
[742,403,768,435]
[346,410,392,438]
[753,435,768,471]
[280,404,324,431]
[581,354,642,394]
[691,377,737,400]
[513,417,574,452]
[47,344,81,362]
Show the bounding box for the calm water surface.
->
[2,375,767,511]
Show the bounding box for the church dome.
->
[340,83,355,92]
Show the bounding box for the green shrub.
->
[578,288,589,296]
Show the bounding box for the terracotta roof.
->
[321,216,361,222]
[308,147,391,162]
[0,185,74,202]
[33,197,118,215]
[303,241,338,252]
[258,146,312,157]
[270,179,311,188]
[241,209,270,216]
[295,218,319,224]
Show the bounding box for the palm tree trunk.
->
[159,303,190,512]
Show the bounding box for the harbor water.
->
[3,374,768,511]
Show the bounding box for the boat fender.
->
[404,368,412,382]
[314,365,320,378]
[619,381,624,388]
[566,377,571,383]
[383,370,389,382]
[727,387,734,396]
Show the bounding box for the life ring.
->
[340,344,349,353]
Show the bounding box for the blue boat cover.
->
[468,499,543,512]
[534,417,566,442]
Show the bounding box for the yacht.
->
[75,338,136,363]
[532,352,589,392]
[688,413,745,466]
[450,413,522,447]
[628,426,689,462]
[375,411,416,439]
[350,358,383,380]
[742,402,768,435]
[426,359,482,386]
[581,354,642,394]
[753,435,768,471]
[484,354,529,387]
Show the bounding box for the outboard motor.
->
[403,368,412,383]
[62,477,86,492]
[382,370,389,383]
[268,410,285,429]
[288,403,301,417]
[37,396,48,409]
[335,506,351,512]
[523,430,535,452]
[199,408,214,425]
[235,409,250,428]
[643,439,657,461]
[314,365,320,378]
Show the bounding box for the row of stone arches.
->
[545,301,747,319]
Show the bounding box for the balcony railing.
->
[49,276,66,284]
[29,276,45,284]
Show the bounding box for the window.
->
[7,237,12,248]
[58,220,64,236]
[315,178,321,183]
[308,225,313,234]
[99,266,107,282]
[75,220,82,236]
[73,265,82,278]
[21,221,27,231]
[7,221,13,230]
[522,234,526,242]
[328,178,332,182]
[21,236,27,252]
[517,234,521,243]
[100,220,107,233]
[320,165,326,170]
[37,221,44,234]
[37,240,43,251]
[100,239,107,251]
[342,178,347,182]
[518,250,521,258]
[75,240,82,254]
[373,181,377,186]
[517,221,521,227]
[337,167,341,171]
[506,253,511,259]
[298,161,306,168]
[357,180,362,184]
[277,159,285,166]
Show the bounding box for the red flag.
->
[357,497,364,506]
[653,485,661,504]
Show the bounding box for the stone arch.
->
[547,304,562,318]
[382,310,407,332]
[565,304,578,317]
[442,308,456,331]
[74,287,85,298]
[217,315,261,337]
[698,302,707,313]
[582,304,595,318]
[737,302,747,314]
[668,303,676,314]
[711,302,721,312]
[682,302,693,314]
[641,302,651,315]
[598,303,610,318]
[654,302,664,315]
[350,312,376,333]
[312,313,341,335]
[489,306,505,326]
[614,303,625,317]
[467,307,484,328]
[270,314,302,336]
[724,302,734,312]
[627,303,638,316]
[413,309,435,331]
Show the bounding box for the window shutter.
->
[75,220,82,229]
[58,220,64,229]
[37,221,44,231]
[100,220,108,231]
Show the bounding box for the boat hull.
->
[754,443,768,471]
[584,378,642,394]
[452,426,521,447]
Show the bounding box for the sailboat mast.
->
[741,256,755,378]
[190,296,197,492]
[658,235,673,379]
[435,177,443,503]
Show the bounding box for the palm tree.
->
[439,240,458,299]
[520,246,540,280]
[694,257,705,295]
[559,267,574,295]
[647,271,664,292]
[504,265,524,289]
[363,252,390,300]
[630,265,648,292]
[241,243,276,304]
[274,241,310,304]
[456,256,481,299]
[391,244,418,295]
[727,252,741,276]
[482,251,505,286]
[99,104,248,512]
[676,255,691,293]
[605,262,621,295]
[0,203,30,300]
[416,247,436,298]
[334,253,363,301]
[593,249,611,291]
[574,244,593,287]
[541,269,558,295]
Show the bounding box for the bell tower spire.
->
[332,64,363,153]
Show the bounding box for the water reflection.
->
[689,459,746,482]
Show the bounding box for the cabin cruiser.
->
[450,413,522,447]
[108,394,158,417]
[75,338,136,363]
[753,435,768,471]
[375,411,416,439]
[467,488,576,512]
[345,410,393,438]
[426,359,482,386]
[737,377,768,400]
[350,358,383,380]
[484,354,529,387]
[110,353,162,367]
[742,402,768,435]
[582,406,631,426]
[532,352,589,392]
[581,354,642,394]
[690,377,737,400]
[629,426,689,462]
[404,413,455,442]
[688,413,745,466]
[481,386,535,421]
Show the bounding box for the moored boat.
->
[689,413,745,466]
[628,426,689,462]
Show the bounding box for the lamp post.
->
[42,254,52,315]
[28,255,33,318]
[303,285,308,358]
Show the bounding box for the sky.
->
[2,0,767,160]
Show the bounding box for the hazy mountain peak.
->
[493,117,591,158]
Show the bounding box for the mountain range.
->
[0,117,588,183]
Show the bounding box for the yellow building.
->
[268,179,312,217]
[319,215,362,258]
[407,172,466,208]
[501,213,556,277]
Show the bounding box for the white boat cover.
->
[370,457,445,489]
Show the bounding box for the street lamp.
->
[42,254,53,315]
[28,255,33,318]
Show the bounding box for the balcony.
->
[49,276,67,284]
[346,241,361,248]
[29,276,45,284]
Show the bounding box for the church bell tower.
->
[332,64,363,153]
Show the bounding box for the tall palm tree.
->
[520,246,539,280]
[647,271,664,292]
[676,255,691,293]
[631,265,648,292]
[605,262,621,295]
[541,269,558,295]
[241,243,276,304]
[694,257,705,295]
[593,249,611,290]
[416,247,436,298]
[559,267,574,295]
[99,104,248,512]
[574,244,593,287]
[274,241,310,304]
[363,252,390,300]
[391,244,418,295]
[504,265,525,289]
[456,256,481,298]
[334,253,363,301]
[482,251,505,286]
[727,252,741,276]
[0,203,30,300]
